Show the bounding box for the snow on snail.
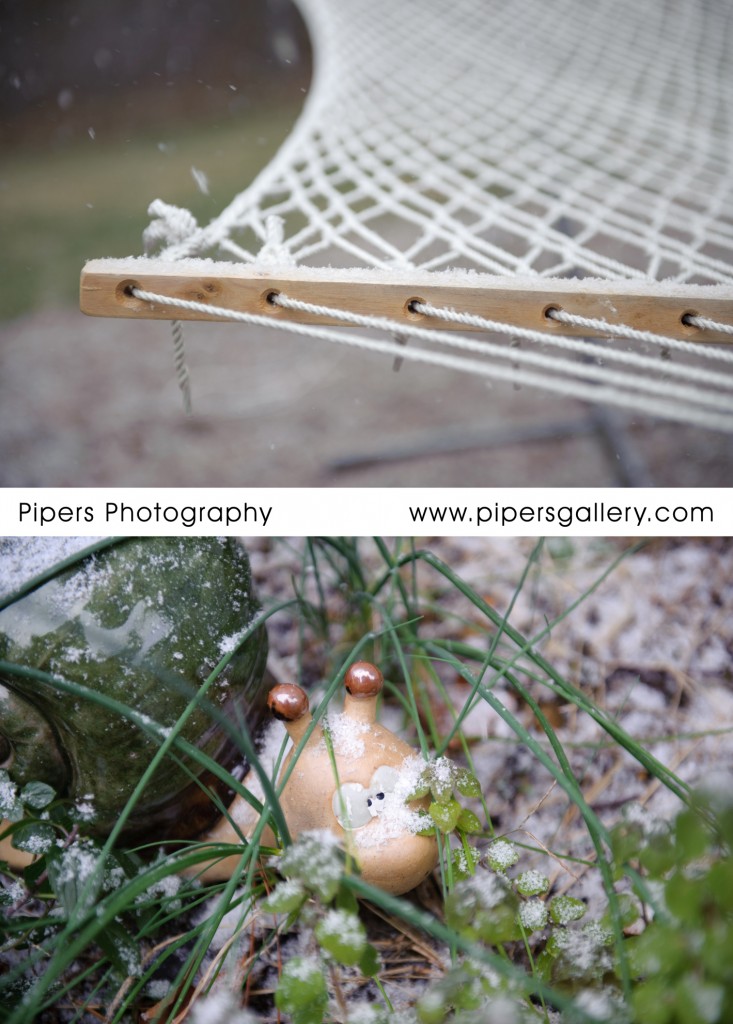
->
[192,662,438,895]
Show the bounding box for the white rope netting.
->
[136,0,733,428]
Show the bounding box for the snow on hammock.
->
[80,0,733,431]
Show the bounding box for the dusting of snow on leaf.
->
[285,955,324,983]
[516,869,549,896]
[486,838,519,873]
[57,843,99,887]
[0,778,19,816]
[115,940,142,978]
[1,879,26,905]
[456,871,513,911]
[219,629,249,657]
[277,829,344,900]
[519,897,548,932]
[19,831,54,855]
[74,796,96,823]
[318,907,364,945]
[551,920,614,980]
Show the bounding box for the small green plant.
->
[613,790,733,1024]
[262,832,383,1024]
[408,758,484,879]
[0,774,58,856]
[0,773,207,1018]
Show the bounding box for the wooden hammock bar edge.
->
[80,259,733,344]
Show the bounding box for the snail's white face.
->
[332,765,401,829]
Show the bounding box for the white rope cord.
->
[275,293,733,406]
[147,0,733,285]
[684,314,733,337]
[544,309,733,365]
[130,286,733,432]
[170,319,192,415]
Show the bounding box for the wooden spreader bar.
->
[80,259,733,344]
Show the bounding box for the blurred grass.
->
[0,103,302,321]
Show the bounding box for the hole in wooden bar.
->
[117,279,140,303]
[405,296,426,317]
[262,289,281,309]
[680,309,700,329]
[543,304,562,321]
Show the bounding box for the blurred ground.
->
[2,305,733,486]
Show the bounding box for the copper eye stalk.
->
[267,683,310,722]
[344,661,383,698]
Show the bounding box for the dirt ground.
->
[1,304,732,488]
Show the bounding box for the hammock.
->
[80,0,733,431]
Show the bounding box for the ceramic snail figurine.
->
[194,662,439,895]
[0,537,269,858]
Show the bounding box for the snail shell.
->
[0,537,269,845]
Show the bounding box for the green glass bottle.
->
[0,537,268,845]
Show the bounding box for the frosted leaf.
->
[262,877,307,914]
[548,920,614,981]
[0,775,21,820]
[515,869,549,897]
[113,938,142,978]
[315,907,367,965]
[12,822,55,855]
[0,879,26,906]
[549,894,587,925]
[486,839,519,873]
[451,845,481,880]
[447,872,521,944]
[459,873,512,912]
[277,830,344,901]
[56,842,99,886]
[574,988,630,1022]
[518,897,548,932]
[73,796,96,823]
[275,956,328,1019]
